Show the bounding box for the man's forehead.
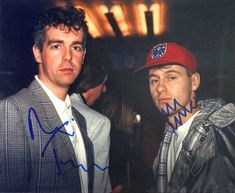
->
[149,64,184,73]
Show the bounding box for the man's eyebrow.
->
[72,41,84,45]
[47,40,63,46]
[163,69,181,74]
[46,40,84,46]
[72,41,85,48]
[149,74,159,78]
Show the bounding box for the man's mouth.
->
[158,97,171,103]
[60,68,74,74]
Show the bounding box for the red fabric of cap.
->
[135,42,198,73]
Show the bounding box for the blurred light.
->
[69,1,166,39]
[99,5,116,37]
[160,2,167,34]
[150,3,161,35]
[135,114,141,123]
[75,5,101,38]
[137,4,148,36]
[99,4,109,13]
[85,15,102,38]
[110,5,130,36]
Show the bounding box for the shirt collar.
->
[35,75,72,115]
[168,110,201,135]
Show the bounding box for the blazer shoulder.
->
[0,88,31,108]
[72,102,110,123]
[70,93,110,123]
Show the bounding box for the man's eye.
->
[51,44,61,49]
[150,79,158,85]
[73,45,83,51]
[168,76,176,80]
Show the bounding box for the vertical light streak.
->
[111,5,130,36]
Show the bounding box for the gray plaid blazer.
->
[0,80,94,193]
[70,93,111,193]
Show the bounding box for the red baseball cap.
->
[134,42,198,73]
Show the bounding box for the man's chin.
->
[57,82,73,89]
[159,105,176,116]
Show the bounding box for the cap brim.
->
[133,62,175,74]
[133,65,151,74]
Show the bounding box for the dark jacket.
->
[153,98,235,193]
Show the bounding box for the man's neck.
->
[43,84,68,101]
[37,76,68,101]
[51,88,68,101]
[168,105,200,129]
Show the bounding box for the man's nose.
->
[63,48,72,61]
[157,80,166,93]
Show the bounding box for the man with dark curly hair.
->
[0,6,94,192]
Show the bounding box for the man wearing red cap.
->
[135,42,235,193]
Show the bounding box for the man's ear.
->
[191,72,200,91]
[32,45,42,63]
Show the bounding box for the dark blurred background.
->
[0,0,234,192]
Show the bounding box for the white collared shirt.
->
[167,110,200,182]
[35,76,88,193]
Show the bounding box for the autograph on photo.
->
[27,107,109,175]
[160,98,198,130]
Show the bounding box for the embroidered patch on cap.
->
[151,43,167,58]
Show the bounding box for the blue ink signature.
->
[160,98,197,129]
[28,107,75,156]
[27,107,109,174]
[53,149,109,175]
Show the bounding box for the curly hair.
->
[33,6,88,51]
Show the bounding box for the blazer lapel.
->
[27,80,82,191]
[72,107,94,193]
